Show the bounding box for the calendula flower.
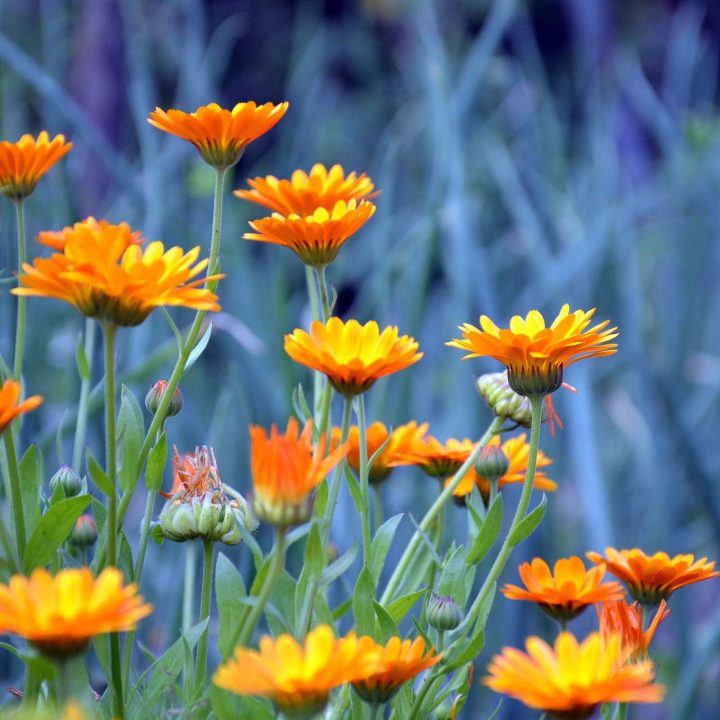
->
[598,599,669,661]
[391,435,476,479]
[250,418,348,527]
[244,199,376,268]
[0,567,152,658]
[36,217,143,252]
[484,632,664,719]
[0,131,71,200]
[235,163,377,216]
[330,421,429,484]
[353,637,441,705]
[501,557,625,623]
[0,379,42,434]
[148,101,288,168]
[587,548,720,606]
[13,218,222,327]
[285,318,422,396]
[213,625,382,718]
[448,305,618,396]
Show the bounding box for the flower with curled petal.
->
[587,548,720,606]
[0,380,42,434]
[148,101,288,168]
[598,599,669,661]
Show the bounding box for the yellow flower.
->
[213,625,382,718]
[484,631,664,719]
[235,163,377,216]
[0,380,42,434]
[0,567,152,658]
[250,418,349,527]
[0,131,71,200]
[148,101,288,168]
[448,305,618,396]
[598,599,669,661]
[36,217,142,252]
[587,547,720,605]
[13,217,222,326]
[353,637,441,705]
[394,435,477,479]
[285,318,422,396]
[244,199,376,267]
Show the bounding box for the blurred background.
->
[1,0,720,717]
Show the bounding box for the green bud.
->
[477,371,547,427]
[145,380,183,417]
[475,445,510,481]
[49,465,84,497]
[427,590,462,631]
[70,514,98,547]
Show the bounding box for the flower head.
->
[250,418,348,527]
[448,305,618,396]
[0,131,71,200]
[285,318,422,396]
[484,631,664,718]
[598,599,669,661]
[244,199,376,267]
[36,217,143,252]
[501,557,625,623]
[14,218,222,326]
[148,101,288,168]
[235,163,377,216]
[391,435,476,479]
[213,625,381,718]
[353,637,441,705]
[0,380,42,434]
[0,567,152,658]
[587,548,720,605]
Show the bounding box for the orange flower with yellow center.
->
[0,131,71,200]
[391,435,476,479]
[598,599,669,661]
[587,547,720,606]
[285,318,422,396]
[330,421,429,484]
[0,380,42,434]
[244,199,376,268]
[36,217,142,252]
[13,218,222,326]
[213,625,382,718]
[0,567,152,658]
[148,101,288,168]
[448,305,618,396]
[353,637,442,705]
[501,557,625,623]
[484,631,664,719]
[235,163,377,216]
[250,418,348,527]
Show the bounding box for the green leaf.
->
[437,546,468,609]
[87,450,114,497]
[216,552,247,658]
[185,321,213,373]
[446,627,485,669]
[508,494,547,547]
[303,521,324,579]
[320,543,356,589]
[369,514,403,586]
[75,332,91,381]
[117,385,144,493]
[291,383,313,426]
[467,493,503,564]
[332,598,352,621]
[23,495,90,572]
[210,686,274,720]
[145,432,167,491]
[19,445,43,537]
[353,566,376,636]
[373,600,399,642]
[386,588,426,624]
[344,464,362,513]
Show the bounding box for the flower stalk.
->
[322,397,352,545]
[355,393,372,567]
[13,199,26,381]
[194,538,215,693]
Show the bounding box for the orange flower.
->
[250,418,349,527]
[392,435,476,479]
[484,631,664,718]
[285,318,422,396]
[213,625,382,717]
[148,101,288,168]
[448,305,618,396]
[598,599,669,660]
[353,637,441,705]
[0,567,152,658]
[244,199,376,267]
[0,131,71,200]
[501,557,625,623]
[13,218,222,326]
[0,380,42,434]
[235,163,378,216]
[587,547,720,605]
[36,217,142,252]
[330,421,429,484]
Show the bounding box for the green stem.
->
[72,319,96,472]
[355,394,372,568]
[408,673,440,718]
[315,266,332,320]
[55,659,70,706]
[194,538,215,693]
[233,528,287,648]
[3,429,25,567]
[420,504,445,625]
[380,417,504,605]
[373,486,383,533]
[305,266,323,424]
[617,703,628,720]
[322,397,352,545]
[13,198,26,380]
[369,703,382,720]
[182,540,197,691]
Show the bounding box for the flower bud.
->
[49,465,84,498]
[475,445,509,481]
[145,380,183,417]
[427,591,462,631]
[476,371,546,427]
[70,514,98,547]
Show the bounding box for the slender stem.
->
[373,485,383,533]
[55,659,70,706]
[322,397,352,545]
[408,673,440,717]
[617,703,628,720]
[305,266,323,423]
[3,429,25,566]
[369,703,382,720]
[464,395,544,629]
[315,266,332,320]
[355,394,372,567]
[72,319,96,472]
[182,540,197,691]
[194,538,215,693]
[13,199,26,380]
[234,528,287,648]
[380,417,504,605]
[420,503,445,625]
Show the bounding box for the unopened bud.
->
[70,514,98,547]
[145,380,183,417]
[477,372,544,427]
[49,465,84,498]
[427,591,462,631]
[475,445,509,481]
